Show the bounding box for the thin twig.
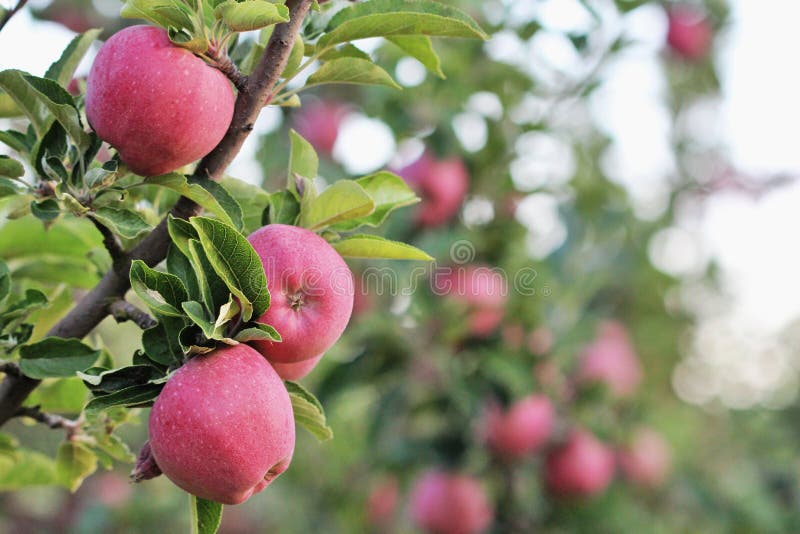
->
[0,0,28,33]
[0,0,314,427]
[88,215,125,271]
[14,405,81,436]
[205,45,248,92]
[109,300,157,330]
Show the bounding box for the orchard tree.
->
[0,0,488,530]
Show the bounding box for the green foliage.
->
[286,380,333,442]
[190,495,224,534]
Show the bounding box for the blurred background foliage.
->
[3,0,800,532]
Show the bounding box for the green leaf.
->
[143,174,237,228]
[78,365,165,394]
[286,381,333,442]
[387,35,445,78]
[21,74,90,150]
[0,156,24,179]
[0,260,9,305]
[24,378,88,414]
[0,433,18,460]
[167,215,200,259]
[142,316,187,366]
[0,177,22,198]
[283,35,305,79]
[85,383,164,412]
[266,190,300,226]
[187,239,231,316]
[332,171,419,230]
[299,180,375,231]
[318,44,371,61]
[191,495,224,534]
[182,300,216,339]
[167,244,201,302]
[92,207,152,240]
[0,70,51,135]
[130,260,189,317]
[319,0,489,48]
[233,322,281,342]
[122,0,191,27]
[18,338,100,379]
[56,441,97,493]
[288,129,318,187]
[189,217,270,321]
[189,177,244,232]
[84,165,118,190]
[215,0,289,31]
[0,129,31,153]
[306,58,400,90]
[0,449,57,490]
[30,198,60,222]
[219,177,271,234]
[331,234,433,260]
[45,29,102,87]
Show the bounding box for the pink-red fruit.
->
[410,471,493,534]
[618,428,672,488]
[271,354,323,381]
[293,101,350,155]
[545,429,615,498]
[397,153,469,227]
[434,265,507,337]
[577,321,643,397]
[366,476,399,526]
[666,6,712,60]
[148,345,295,505]
[483,395,555,461]
[86,25,235,176]
[248,224,354,364]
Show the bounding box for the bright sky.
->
[2,0,799,406]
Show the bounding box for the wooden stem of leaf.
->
[0,0,315,426]
[109,300,157,330]
[0,0,28,33]
[14,405,81,437]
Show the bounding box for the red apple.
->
[666,6,712,61]
[500,323,525,350]
[293,100,351,155]
[618,428,672,488]
[410,471,493,534]
[148,344,295,505]
[396,153,469,227]
[247,224,354,364]
[545,429,615,498]
[86,25,235,176]
[433,264,507,337]
[366,476,399,526]
[270,354,323,381]
[483,395,554,461]
[576,321,642,398]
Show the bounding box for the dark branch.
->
[14,405,80,435]
[0,0,28,33]
[109,300,157,329]
[0,0,314,427]
[88,215,126,271]
[0,360,21,378]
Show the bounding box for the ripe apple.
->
[148,344,295,505]
[618,428,672,488]
[293,100,350,156]
[433,264,507,337]
[271,354,323,381]
[247,224,354,364]
[666,6,712,61]
[366,476,399,526]
[483,395,554,461]
[86,25,235,177]
[576,321,642,397]
[396,153,469,227]
[545,429,615,498]
[410,470,493,534]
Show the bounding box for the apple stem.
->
[205,45,248,93]
[0,0,315,427]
